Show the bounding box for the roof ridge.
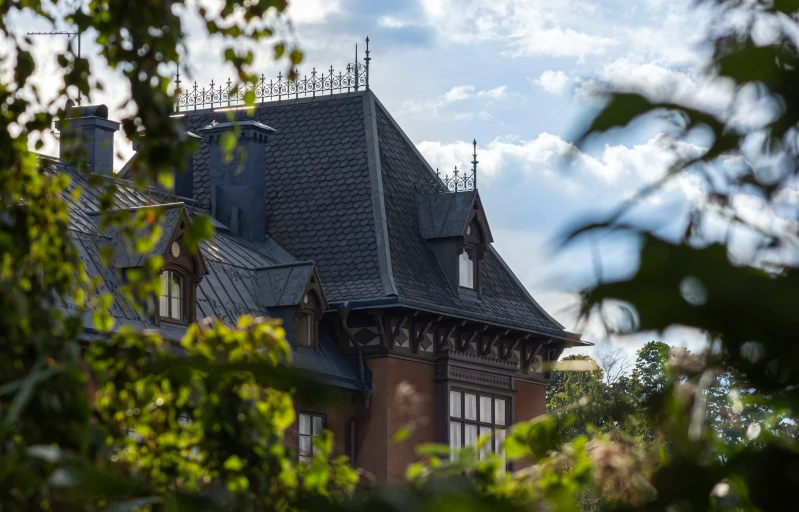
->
[362,91,397,297]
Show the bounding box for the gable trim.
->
[363,91,397,297]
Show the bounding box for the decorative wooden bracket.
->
[522,338,551,373]
[459,325,488,352]
[481,329,509,357]
[501,333,529,361]
[411,315,440,354]
[390,313,414,349]
[371,313,388,348]
[437,320,465,352]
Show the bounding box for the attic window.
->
[459,249,475,289]
[159,270,184,321]
[295,312,312,347]
[295,293,319,350]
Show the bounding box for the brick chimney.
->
[198,119,276,244]
[57,100,119,175]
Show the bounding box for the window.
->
[298,412,324,463]
[459,248,475,289]
[449,389,508,467]
[295,312,312,347]
[159,270,183,321]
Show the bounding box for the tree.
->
[629,341,670,407]
[597,347,631,386]
[563,0,799,507]
[0,1,356,510]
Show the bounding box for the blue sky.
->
[13,0,770,362]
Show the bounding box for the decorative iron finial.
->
[174,38,373,110]
[354,43,359,91]
[174,60,182,111]
[472,138,478,189]
[365,36,371,90]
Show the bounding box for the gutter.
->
[326,296,590,346]
[335,302,373,466]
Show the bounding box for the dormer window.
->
[160,270,185,321]
[459,248,475,289]
[295,311,313,347]
[295,293,320,350]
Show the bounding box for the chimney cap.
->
[65,99,109,120]
[198,119,277,134]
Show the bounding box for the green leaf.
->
[391,425,414,444]
[224,455,243,471]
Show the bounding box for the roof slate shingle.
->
[184,95,385,302]
[181,90,565,335]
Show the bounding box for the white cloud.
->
[284,0,341,24]
[398,84,508,116]
[477,85,507,99]
[417,132,703,185]
[573,58,735,115]
[417,0,618,60]
[444,85,476,102]
[378,15,410,28]
[533,70,571,94]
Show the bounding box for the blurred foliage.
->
[4,0,799,510]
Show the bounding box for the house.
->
[51,41,588,481]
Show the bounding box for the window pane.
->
[465,424,478,448]
[159,295,168,318]
[171,295,181,320]
[464,393,477,421]
[459,249,475,289]
[450,390,462,418]
[496,429,507,472]
[299,436,311,457]
[479,426,492,459]
[449,421,462,450]
[312,415,323,436]
[480,396,492,423]
[299,413,311,435]
[495,398,506,426]
[295,313,311,346]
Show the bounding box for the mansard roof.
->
[51,161,364,390]
[181,90,572,340]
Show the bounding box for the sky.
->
[9,0,778,364]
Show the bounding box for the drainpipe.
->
[336,303,372,466]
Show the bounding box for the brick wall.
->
[514,380,547,422]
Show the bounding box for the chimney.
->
[132,126,200,199]
[198,120,276,244]
[57,101,119,175]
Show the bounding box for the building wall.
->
[514,380,547,422]
[289,361,549,480]
[288,393,357,459]
[355,356,437,481]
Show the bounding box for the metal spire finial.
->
[364,36,371,90]
[472,138,478,189]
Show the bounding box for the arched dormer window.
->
[158,238,202,324]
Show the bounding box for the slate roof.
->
[417,190,480,240]
[181,90,572,340]
[51,160,364,390]
[183,95,385,302]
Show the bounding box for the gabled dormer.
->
[106,203,208,325]
[255,262,327,351]
[417,190,493,299]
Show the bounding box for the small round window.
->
[171,242,181,258]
